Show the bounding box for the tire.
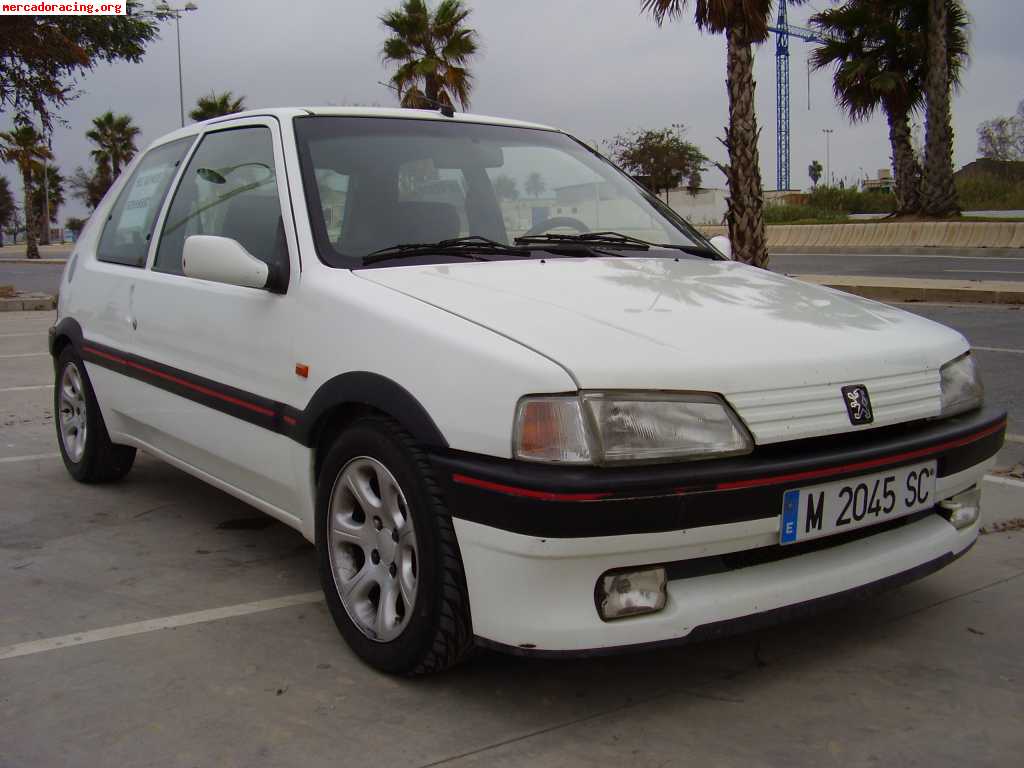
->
[316,415,473,675]
[54,346,136,483]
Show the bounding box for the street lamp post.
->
[822,128,834,187]
[157,2,198,127]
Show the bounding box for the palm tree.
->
[920,0,968,216]
[808,159,823,188]
[0,125,52,259]
[189,91,247,122]
[86,111,141,180]
[381,0,479,110]
[69,165,110,211]
[643,1,807,268]
[31,164,64,246]
[811,0,968,216]
[0,176,15,247]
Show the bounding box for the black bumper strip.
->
[432,408,1005,538]
[475,540,973,659]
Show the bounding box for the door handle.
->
[126,315,137,331]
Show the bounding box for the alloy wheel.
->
[58,362,88,463]
[328,456,419,642]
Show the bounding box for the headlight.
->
[940,352,983,417]
[513,392,753,465]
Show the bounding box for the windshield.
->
[293,116,709,267]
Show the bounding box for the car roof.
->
[152,106,560,147]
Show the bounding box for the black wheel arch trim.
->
[49,318,448,449]
[291,371,448,448]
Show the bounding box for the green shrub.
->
[764,205,848,224]
[955,176,1024,210]
[807,186,895,214]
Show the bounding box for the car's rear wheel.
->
[54,347,136,483]
[316,415,473,674]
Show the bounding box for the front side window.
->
[97,138,193,267]
[155,126,287,276]
[294,116,708,268]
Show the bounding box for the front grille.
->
[728,370,940,445]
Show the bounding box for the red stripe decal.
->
[451,473,611,502]
[283,415,297,426]
[707,419,1006,493]
[83,345,275,418]
[453,420,1004,503]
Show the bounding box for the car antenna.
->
[377,81,456,118]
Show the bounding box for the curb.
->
[772,246,1024,257]
[700,221,1024,250]
[794,274,1024,305]
[981,475,1024,527]
[0,258,68,265]
[0,293,57,312]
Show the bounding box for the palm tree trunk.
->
[886,107,921,215]
[21,168,38,260]
[425,75,440,106]
[920,0,959,216]
[722,27,768,268]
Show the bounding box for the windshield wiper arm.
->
[515,231,651,250]
[515,231,721,260]
[363,236,527,265]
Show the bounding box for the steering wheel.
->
[522,216,591,238]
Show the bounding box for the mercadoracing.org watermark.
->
[2,2,125,13]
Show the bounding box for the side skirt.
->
[118,434,308,539]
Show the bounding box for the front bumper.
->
[430,408,1005,653]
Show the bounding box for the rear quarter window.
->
[96,137,194,267]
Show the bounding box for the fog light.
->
[596,567,667,621]
[939,486,981,530]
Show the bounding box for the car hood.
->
[355,257,968,444]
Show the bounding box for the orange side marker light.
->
[295,363,309,378]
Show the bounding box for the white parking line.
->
[0,453,60,464]
[0,332,46,338]
[0,592,323,661]
[0,352,49,359]
[0,384,53,393]
[973,346,1024,355]
[1006,434,1024,444]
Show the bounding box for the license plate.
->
[779,461,937,545]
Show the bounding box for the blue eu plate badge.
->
[781,489,800,544]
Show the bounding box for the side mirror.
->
[183,235,270,290]
[709,235,733,260]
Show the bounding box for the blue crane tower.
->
[768,0,824,191]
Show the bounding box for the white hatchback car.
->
[52,107,1005,674]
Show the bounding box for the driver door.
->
[127,119,303,516]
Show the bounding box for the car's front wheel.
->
[54,347,136,483]
[316,415,473,674]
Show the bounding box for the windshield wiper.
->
[363,236,528,265]
[515,231,721,260]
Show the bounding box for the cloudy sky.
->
[3,0,1020,221]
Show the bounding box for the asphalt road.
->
[772,250,1024,281]
[0,262,66,295]
[1,309,1023,767]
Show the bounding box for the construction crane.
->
[768,0,824,191]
